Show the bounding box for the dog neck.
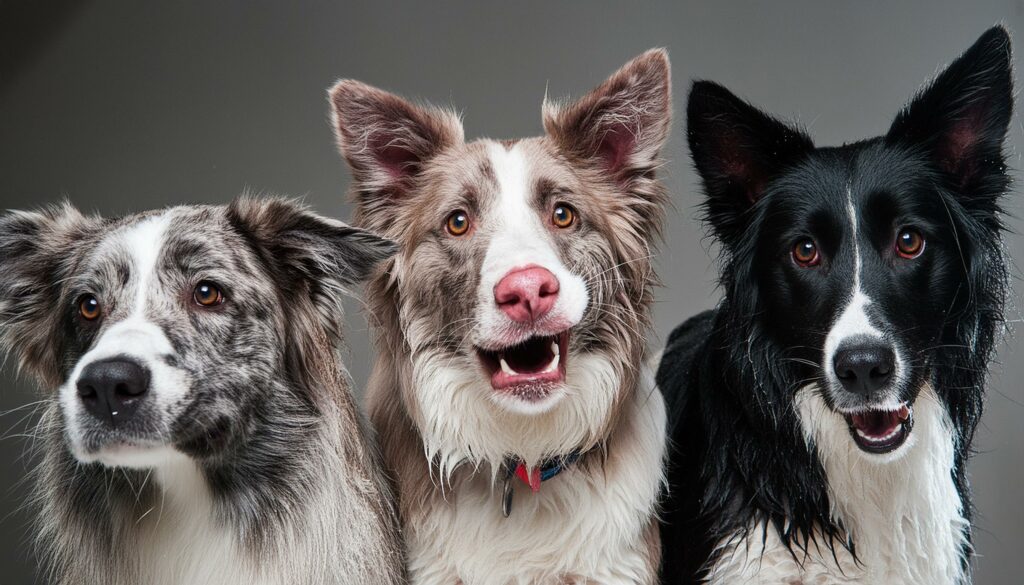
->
[372,356,666,584]
[38,378,403,585]
[689,317,970,582]
[793,384,969,582]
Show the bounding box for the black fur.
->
[658,26,1013,583]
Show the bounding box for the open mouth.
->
[476,331,569,401]
[844,403,914,454]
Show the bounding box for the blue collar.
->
[500,451,583,518]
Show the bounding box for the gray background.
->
[1,1,1021,583]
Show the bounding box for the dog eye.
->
[895,228,925,259]
[552,204,576,229]
[193,281,224,307]
[446,210,471,236]
[792,239,821,267]
[78,295,102,321]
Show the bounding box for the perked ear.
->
[886,26,1013,200]
[687,81,814,242]
[0,203,100,388]
[328,80,464,219]
[543,48,672,184]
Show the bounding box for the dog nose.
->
[76,358,151,426]
[832,343,896,398]
[494,266,560,323]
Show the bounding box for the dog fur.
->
[657,27,1013,584]
[0,197,406,585]
[329,50,672,584]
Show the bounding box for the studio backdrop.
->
[1,2,1021,583]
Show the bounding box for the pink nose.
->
[493,266,560,323]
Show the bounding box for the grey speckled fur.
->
[0,196,406,585]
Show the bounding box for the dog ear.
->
[228,195,397,293]
[886,26,1013,204]
[544,49,672,186]
[0,203,100,388]
[328,80,464,224]
[228,196,396,398]
[687,81,814,243]
[228,196,397,392]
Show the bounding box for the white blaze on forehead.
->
[487,142,545,244]
[60,212,193,466]
[823,188,905,394]
[79,212,175,360]
[476,142,588,345]
[124,213,174,316]
[824,190,884,361]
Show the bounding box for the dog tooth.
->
[544,353,560,373]
[856,423,902,443]
[500,358,518,376]
[551,341,559,356]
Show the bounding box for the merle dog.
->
[0,197,405,585]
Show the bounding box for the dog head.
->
[330,50,670,466]
[0,197,396,468]
[688,27,1011,458]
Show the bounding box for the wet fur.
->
[657,27,1013,584]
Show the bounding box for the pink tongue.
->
[851,410,901,437]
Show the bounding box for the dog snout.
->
[493,266,560,323]
[832,342,895,398]
[76,358,151,427]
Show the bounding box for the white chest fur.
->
[706,386,968,584]
[133,446,376,585]
[407,384,666,585]
[139,454,262,585]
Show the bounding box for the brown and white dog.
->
[328,50,671,584]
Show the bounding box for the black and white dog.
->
[0,197,406,584]
[658,27,1013,583]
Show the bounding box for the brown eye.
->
[79,295,101,321]
[792,239,820,267]
[552,204,576,228]
[896,228,925,259]
[446,210,470,236]
[193,281,224,307]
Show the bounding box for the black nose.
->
[76,358,150,426]
[832,343,896,398]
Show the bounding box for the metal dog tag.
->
[501,476,514,518]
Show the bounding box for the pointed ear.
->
[543,48,672,185]
[0,203,100,387]
[328,80,464,208]
[886,26,1013,200]
[687,80,813,241]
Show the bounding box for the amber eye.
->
[446,210,470,236]
[193,281,224,307]
[792,239,820,267]
[896,228,925,259]
[79,295,101,321]
[552,204,576,228]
